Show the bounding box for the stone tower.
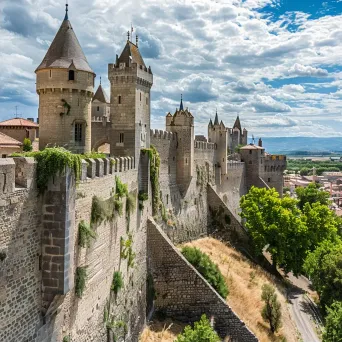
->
[228,116,248,152]
[92,78,110,121]
[166,96,194,193]
[208,111,228,175]
[35,5,95,153]
[108,35,153,163]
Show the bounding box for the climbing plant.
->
[125,192,136,231]
[142,145,160,215]
[111,271,123,294]
[12,147,82,194]
[78,220,97,248]
[60,99,71,116]
[115,176,128,199]
[75,266,88,298]
[138,191,148,210]
[120,234,136,268]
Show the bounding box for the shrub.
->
[126,193,136,215]
[261,284,282,333]
[115,176,128,199]
[62,336,70,342]
[12,147,81,194]
[78,220,97,248]
[111,271,123,294]
[176,314,220,342]
[23,138,33,152]
[113,199,123,216]
[138,191,148,210]
[75,266,88,298]
[91,196,109,225]
[323,301,342,342]
[121,235,136,268]
[181,246,229,298]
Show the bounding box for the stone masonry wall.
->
[147,218,258,342]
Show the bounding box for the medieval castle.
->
[0,5,286,342]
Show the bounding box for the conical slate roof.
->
[118,41,145,67]
[93,84,109,103]
[233,116,242,131]
[214,111,219,125]
[36,17,94,73]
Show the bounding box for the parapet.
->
[264,154,286,161]
[227,161,245,170]
[150,129,176,140]
[0,157,36,197]
[194,140,216,150]
[81,156,136,181]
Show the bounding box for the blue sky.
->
[0,0,342,137]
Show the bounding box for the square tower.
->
[108,38,153,163]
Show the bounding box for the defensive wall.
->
[0,155,149,342]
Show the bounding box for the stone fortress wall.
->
[0,156,150,342]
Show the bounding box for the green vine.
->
[63,337,70,342]
[60,99,71,116]
[75,266,88,298]
[111,271,123,294]
[115,176,128,199]
[12,147,81,194]
[78,220,97,248]
[138,191,148,210]
[125,192,136,231]
[142,145,160,215]
[120,234,136,268]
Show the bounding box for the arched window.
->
[69,70,75,81]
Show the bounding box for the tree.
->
[304,239,342,310]
[176,314,220,342]
[299,167,310,176]
[240,187,309,275]
[23,138,33,152]
[261,284,282,333]
[323,301,342,342]
[295,182,329,210]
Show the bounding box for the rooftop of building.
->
[240,144,264,150]
[0,132,22,147]
[35,5,94,73]
[0,118,39,128]
[118,40,146,68]
[93,83,109,103]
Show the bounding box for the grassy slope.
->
[140,237,299,342]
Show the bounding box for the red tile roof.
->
[0,132,22,146]
[0,118,39,128]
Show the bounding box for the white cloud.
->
[288,63,329,77]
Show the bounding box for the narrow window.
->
[268,178,271,182]
[118,96,121,104]
[119,133,124,143]
[140,92,142,101]
[186,158,188,164]
[223,158,224,162]
[97,106,99,111]
[68,70,75,81]
[75,123,83,142]
[49,70,52,78]
[166,194,169,205]
[173,156,175,161]
[249,150,252,154]
[2,154,7,158]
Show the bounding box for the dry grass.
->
[182,238,299,342]
[139,319,185,342]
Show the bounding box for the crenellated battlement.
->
[227,161,245,170]
[91,116,110,123]
[194,140,216,150]
[150,129,176,140]
[264,154,286,162]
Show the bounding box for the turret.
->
[108,33,153,163]
[92,78,110,120]
[35,4,95,153]
[166,96,194,193]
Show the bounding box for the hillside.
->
[141,237,299,342]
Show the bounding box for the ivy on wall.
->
[120,234,136,268]
[75,266,88,298]
[78,220,97,248]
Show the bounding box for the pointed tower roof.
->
[118,41,145,67]
[233,115,242,131]
[179,94,184,111]
[93,84,109,103]
[35,5,94,73]
[214,110,219,125]
[209,118,213,127]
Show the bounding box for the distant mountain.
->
[259,137,342,156]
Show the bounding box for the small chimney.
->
[258,138,263,147]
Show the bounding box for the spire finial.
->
[180,94,184,111]
[127,31,130,42]
[64,0,69,20]
[100,76,102,85]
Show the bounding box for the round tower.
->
[35,5,95,153]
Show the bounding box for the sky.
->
[0,0,342,138]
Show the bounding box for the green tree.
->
[295,182,329,210]
[182,246,229,298]
[299,167,310,176]
[240,187,308,275]
[176,314,220,342]
[261,284,282,333]
[323,301,342,342]
[23,138,33,152]
[304,239,342,310]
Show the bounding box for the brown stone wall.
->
[147,218,258,342]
